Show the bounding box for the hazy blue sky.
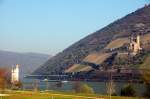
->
[0,0,149,55]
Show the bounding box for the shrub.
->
[143,84,150,98]
[72,82,94,94]
[0,68,9,93]
[12,81,22,90]
[111,92,117,96]
[120,84,136,97]
[106,81,116,96]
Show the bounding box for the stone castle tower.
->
[129,35,142,55]
[11,64,19,84]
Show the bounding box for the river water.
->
[22,78,145,96]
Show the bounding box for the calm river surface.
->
[22,78,144,96]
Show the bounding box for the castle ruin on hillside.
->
[129,34,142,55]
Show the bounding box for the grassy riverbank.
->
[0,90,143,99]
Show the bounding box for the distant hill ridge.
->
[34,5,150,75]
[0,50,51,78]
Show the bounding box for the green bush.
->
[143,84,150,98]
[120,84,136,97]
[12,81,23,90]
[72,82,94,94]
[106,81,116,96]
[111,92,117,96]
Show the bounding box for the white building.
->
[11,64,19,83]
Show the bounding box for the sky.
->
[0,0,149,55]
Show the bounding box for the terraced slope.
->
[83,52,113,65]
[65,64,92,73]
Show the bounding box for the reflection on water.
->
[22,78,145,95]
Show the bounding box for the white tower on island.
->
[11,64,20,84]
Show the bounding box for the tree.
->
[143,84,150,98]
[139,54,150,98]
[120,84,136,97]
[142,70,150,98]
[106,80,116,96]
[12,81,22,90]
[143,70,150,84]
[72,82,94,94]
[0,68,10,93]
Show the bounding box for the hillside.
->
[140,54,150,69]
[34,5,150,75]
[0,50,51,78]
